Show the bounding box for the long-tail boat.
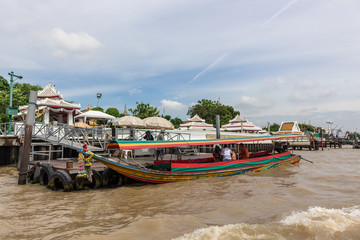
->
[86,134,301,184]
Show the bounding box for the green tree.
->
[128,102,160,119]
[164,115,171,121]
[106,107,121,118]
[187,99,239,127]
[92,107,104,112]
[170,117,183,129]
[0,76,42,123]
[269,123,280,132]
[299,123,316,133]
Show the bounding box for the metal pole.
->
[216,115,220,139]
[321,129,324,151]
[8,71,23,135]
[8,73,14,134]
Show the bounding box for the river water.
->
[0,148,359,240]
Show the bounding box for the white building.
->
[179,114,216,131]
[222,115,267,134]
[274,121,304,135]
[17,83,81,125]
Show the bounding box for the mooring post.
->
[18,91,37,185]
[216,115,220,139]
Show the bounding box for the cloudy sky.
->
[1,0,360,131]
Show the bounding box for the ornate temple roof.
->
[37,98,81,109]
[18,82,81,112]
[37,83,62,99]
[222,115,264,133]
[183,114,206,123]
[180,114,215,130]
[275,121,304,135]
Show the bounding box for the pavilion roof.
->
[222,115,264,132]
[37,98,81,109]
[179,121,215,130]
[183,114,206,123]
[37,82,63,99]
[228,115,247,123]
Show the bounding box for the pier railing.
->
[0,122,191,152]
[114,128,191,141]
[0,122,110,151]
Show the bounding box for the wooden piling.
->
[18,91,37,185]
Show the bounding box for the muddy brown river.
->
[0,148,359,239]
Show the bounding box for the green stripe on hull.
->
[171,154,292,172]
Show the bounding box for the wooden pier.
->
[275,136,344,151]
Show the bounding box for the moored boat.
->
[85,134,301,184]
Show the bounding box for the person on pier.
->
[144,130,154,140]
[155,130,165,160]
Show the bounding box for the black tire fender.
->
[26,170,34,183]
[48,170,73,192]
[75,169,102,190]
[27,165,41,184]
[74,176,85,191]
[88,169,102,189]
[39,165,54,187]
[101,167,125,188]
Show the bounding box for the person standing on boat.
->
[213,145,221,162]
[156,129,165,160]
[221,144,232,161]
[239,143,249,159]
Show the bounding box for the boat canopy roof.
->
[107,134,298,150]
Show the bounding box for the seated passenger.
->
[221,144,232,161]
[239,143,249,159]
[213,145,221,162]
[231,150,237,160]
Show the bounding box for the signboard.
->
[6,107,18,115]
[280,122,294,131]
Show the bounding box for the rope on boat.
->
[301,157,314,164]
[117,157,148,169]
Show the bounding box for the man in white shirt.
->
[221,144,232,161]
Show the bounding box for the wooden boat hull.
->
[90,152,301,184]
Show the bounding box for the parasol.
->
[112,116,145,128]
[143,116,174,130]
[73,122,92,128]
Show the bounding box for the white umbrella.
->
[143,117,174,130]
[112,115,145,128]
[74,110,116,125]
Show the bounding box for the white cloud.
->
[320,87,337,98]
[289,92,309,102]
[160,99,186,111]
[128,88,143,95]
[239,96,270,108]
[39,28,103,58]
[299,80,315,89]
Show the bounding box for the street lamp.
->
[7,71,23,135]
[326,121,333,138]
[96,93,102,106]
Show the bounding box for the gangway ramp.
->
[12,122,109,152]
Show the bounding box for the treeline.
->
[91,99,240,129]
[0,75,42,123]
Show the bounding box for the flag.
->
[344,131,349,139]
